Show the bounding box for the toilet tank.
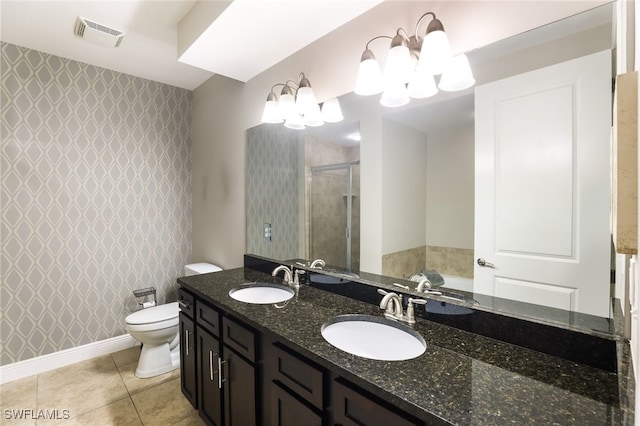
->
[184,263,222,276]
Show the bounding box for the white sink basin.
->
[229,283,295,304]
[321,315,426,361]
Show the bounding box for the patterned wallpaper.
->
[0,43,192,365]
[246,124,302,260]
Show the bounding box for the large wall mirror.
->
[246,3,616,334]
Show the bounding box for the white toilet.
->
[125,262,222,378]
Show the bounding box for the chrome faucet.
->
[377,289,403,320]
[309,258,325,269]
[416,278,432,292]
[377,289,427,324]
[272,265,293,285]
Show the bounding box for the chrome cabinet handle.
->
[178,300,190,309]
[218,358,227,389]
[477,258,495,268]
[209,351,220,382]
[209,351,214,381]
[184,330,190,356]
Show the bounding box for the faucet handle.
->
[293,269,305,288]
[406,297,427,324]
[377,288,389,296]
[416,278,432,292]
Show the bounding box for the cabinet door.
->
[332,380,420,426]
[179,312,197,408]
[198,328,223,426]
[268,382,322,426]
[223,347,256,426]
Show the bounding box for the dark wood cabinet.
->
[194,301,257,426]
[198,327,223,426]
[180,286,424,426]
[179,311,197,408]
[223,347,256,426]
[268,381,322,426]
[332,379,421,426]
[263,340,325,425]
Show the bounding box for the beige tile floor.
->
[0,347,205,425]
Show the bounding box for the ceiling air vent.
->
[74,17,125,47]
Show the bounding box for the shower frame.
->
[307,160,360,270]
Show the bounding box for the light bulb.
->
[438,53,475,92]
[303,104,324,127]
[419,30,452,75]
[279,92,296,118]
[383,34,413,84]
[284,113,305,130]
[380,80,410,108]
[321,98,344,123]
[261,100,283,123]
[355,50,384,96]
[407,65,438,99]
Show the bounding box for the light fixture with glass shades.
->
[354,12,475,107]
[261,73,344,129]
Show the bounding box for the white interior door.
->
[474,50,612,318]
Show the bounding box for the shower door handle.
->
[345,227,350,238]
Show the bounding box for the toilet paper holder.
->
[133,287,157,308]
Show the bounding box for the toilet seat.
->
[126,302,179,331]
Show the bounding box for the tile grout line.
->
[111,352,145,425]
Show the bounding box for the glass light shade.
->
[321,97,344,123]
[407,66,438,99]
[303,104,324,127]
[279,93,296,118]
[383,44,413,84]
[355,58,384,96]
[296,86,318,115]
[419,30,452,75]
[438,54,475,92]
[261,100,283,123]
[284,113,305,130]
[380,80,410,108]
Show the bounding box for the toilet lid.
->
[126,302,179,325]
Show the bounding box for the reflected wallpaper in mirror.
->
[246,122,361,271]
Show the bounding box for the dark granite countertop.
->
[178,267,634,425]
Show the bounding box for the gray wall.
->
[0,43,192,365]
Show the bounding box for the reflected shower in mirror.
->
[246,121,361,271]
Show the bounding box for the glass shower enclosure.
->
[307,161,360,272]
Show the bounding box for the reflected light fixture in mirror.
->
[261,72,344,129]
[354,12,475,107]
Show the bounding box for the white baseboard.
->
[0,334,140,384]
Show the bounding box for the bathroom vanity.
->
[177,264,634,425]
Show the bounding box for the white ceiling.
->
[0,0,382,90]
[177,0,384,83]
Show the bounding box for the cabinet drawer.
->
[196,300,220,337]
[268,343,324,409]
[332,379,421,426]
[177,288,194,318]
[222,316,256,362]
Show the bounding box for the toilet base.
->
[134,342,180,379]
